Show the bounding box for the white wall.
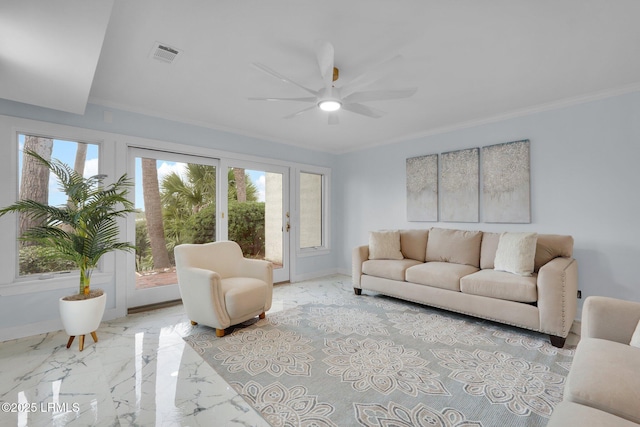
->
[336,91,640,313]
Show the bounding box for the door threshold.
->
[128,299,183,314]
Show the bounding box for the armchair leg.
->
[354,288,362,295]
[190,320,198,326]
[259,312,266,319]
[216,328,225,337]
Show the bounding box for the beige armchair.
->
[548,296,640,426]
[174,241,273,337]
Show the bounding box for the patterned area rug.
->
[184,293,575,427]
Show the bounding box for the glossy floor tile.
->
[0,275,353,426]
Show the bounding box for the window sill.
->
[0,272,112,296]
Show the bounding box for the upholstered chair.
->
[174,241,273,337]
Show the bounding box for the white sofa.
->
[548,296,640,426]
[352,228,578,347]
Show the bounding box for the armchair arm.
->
[176,266,229,329]
[582,296,640,344]
[352,245,369,287]
[238,258,273,311]
[537,257,578,337]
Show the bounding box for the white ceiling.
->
[3,1,640,153]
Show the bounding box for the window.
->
[17,134,100,277]
[299,170,328,251]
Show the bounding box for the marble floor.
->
[0,274,578,426]
[0,275,354,427]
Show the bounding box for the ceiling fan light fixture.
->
[318,99,341,112]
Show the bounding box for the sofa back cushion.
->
[400,229,429,262]
[425,228,482,267]
[480,232,574,271]
[480,232,500,269]
[368,230,404,260]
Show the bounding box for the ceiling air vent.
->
[150,42,181,64]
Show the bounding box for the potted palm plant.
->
[0,150,136,351]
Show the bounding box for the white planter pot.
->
[59,292,107,336]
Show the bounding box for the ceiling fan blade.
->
[342,103,386,119]
[283,105,316,119]
[343,88,417,104]
[248,96,316,103]
[252,62,318,96]
[315,40,335,90]
[340,55,403,98]
[328,112,339,125]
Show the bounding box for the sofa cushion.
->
[425,228,482,267]
[547,402,638,427]
[460,269,537,303]
[362,259,423,281]
[480,232,500,269]
[534,234,574,271]
[400,229,429,262]
[368,230,403,260]
[406,262,479,291]
[494,232,538,276]
[565,338,640,424]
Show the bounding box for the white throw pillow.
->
[368,230,403,260]
[630,320,640,348]
[494,232,538,276]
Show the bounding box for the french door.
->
[126,148,290,308]
[224,160,290,284]
[127,148,220,308]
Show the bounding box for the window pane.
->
[300,172,322,248]
[17,134,99,276]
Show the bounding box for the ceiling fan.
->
[249,40,417,125]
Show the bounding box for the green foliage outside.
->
[135,201,265,271]
[19,245,77,274]
[130,164,268,272]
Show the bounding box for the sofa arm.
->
[177,266,229,328]
[352,245,369,287]
[582,296,640,344]
[537,257,578,337]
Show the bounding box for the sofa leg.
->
[216,328,225,337]
[354,288,362,295]
[259,312,266,319]
[549,335,566,348]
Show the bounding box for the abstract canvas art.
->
[440,148,479,222]
[406,154,438,221]
[482,140,531,223]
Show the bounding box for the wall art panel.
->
[440,147,479,222]
[406,154,438,221]
[482,139,531,223]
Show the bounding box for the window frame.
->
[0,119,112,296]
[295,165,331,257]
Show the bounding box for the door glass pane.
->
[228,167,283,270]
[135,157,217,289]
[300,172,323,248]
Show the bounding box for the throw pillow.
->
[494,232,538,276]
[368,230,403,260]
[631,320,640,348]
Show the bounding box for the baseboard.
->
[0,307,121,342]
[291,268,343,283]
[570,319,581,337]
